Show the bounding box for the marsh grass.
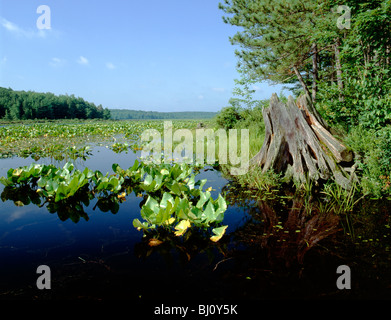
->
[320,180,365,237]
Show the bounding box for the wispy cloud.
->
[1,56,7,65]
[1,17,48,38]
[49,57,66,68]
[77,56,89,65]
[212,87,225,93]
[1,18,18,32]
[106,62,116,70]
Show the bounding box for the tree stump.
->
[250,94,356,189]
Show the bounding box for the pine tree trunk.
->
[250,94,356,189]
[293,65,311,99]
[334,38,344,102]
[311,43,319,104]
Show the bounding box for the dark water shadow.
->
[220,183,391,299]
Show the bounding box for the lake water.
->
[0,147,390,300]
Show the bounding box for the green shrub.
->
[345,126,391,197]
[216,106,242,130]
[317,63,391,132]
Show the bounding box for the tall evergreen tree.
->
[219,0,342,104]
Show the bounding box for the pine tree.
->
[219,0,339,104]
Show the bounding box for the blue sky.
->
[0,0,288,112]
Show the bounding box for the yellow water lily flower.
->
[164,217,176,225]
[174,220,191,236]
[117,192,126,201]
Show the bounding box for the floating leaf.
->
[202,201,216,224]
[144,196,159,213]
[0,176,12,187]
[196,190,211,209]
[144,174,153,186]
[160,192,174,209]
[210,225,228,242]
[133,218,149,231]
[167,181,181,196]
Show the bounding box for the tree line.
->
[220,0,391,131]
[110,109,217,120]
[0,87,111,120]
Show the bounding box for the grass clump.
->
[344,126,391,198]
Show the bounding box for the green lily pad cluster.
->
[0,162,124,202]
[122,162,228,242]
[0,160,228,242]
[113,160,228,242]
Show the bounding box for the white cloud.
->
[49,57,66,68]
[212,87,225,93]
[1,18,18,32]
[1,56,7,65]
[77,56,89,65]
[106,62,116,70]
[1,17,48,38]
[252,85,262,91]
[198,95,204,100]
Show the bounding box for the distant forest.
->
[110,109,217,120]
[0,87,111,120]
[0,87,218,121]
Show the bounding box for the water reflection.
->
[1,184,122,223]
[234,197,340,266]
[222,184,340,266]
[133,228,226,266]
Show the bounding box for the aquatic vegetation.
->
[0,119,206,160]
[321,181,362,215]
[0,160,228,242]
[115,160,228,241]
[109,142,132,154]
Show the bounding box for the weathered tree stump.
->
[251,93,356,189]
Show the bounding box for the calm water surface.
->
[0,147,390,300]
